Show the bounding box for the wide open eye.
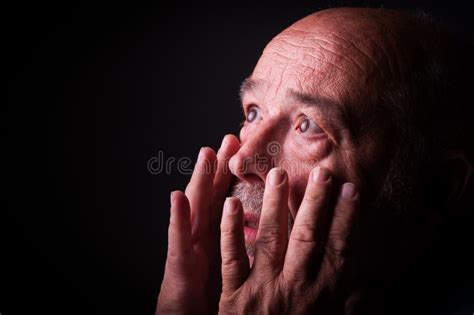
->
[246,106,261,123]
[297,116,324,134]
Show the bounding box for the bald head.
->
[240,7,473,220]
[257,8,443,111]
[227,8,474,312]
[263,7,473,151]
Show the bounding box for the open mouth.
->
[243,212,260,244]
[244,212,260,229]
[244,219,258,229]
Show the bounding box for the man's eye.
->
[246,106,260,123]
[297,117,323,134]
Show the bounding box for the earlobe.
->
[444,150,473,201]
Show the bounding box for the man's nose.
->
[229,120,283,183]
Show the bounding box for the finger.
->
[324,182,359,265]
[221,197,249,293]
[252,167,289,275]
[283,166,333,281]
[210,135,240,226]
[185,147,217,240]
[316,183,359,290]
[165,191,194,277]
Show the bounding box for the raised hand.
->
[156,135,240,315]
[219,167,360,314]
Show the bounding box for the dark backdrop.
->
[4,1,473,315]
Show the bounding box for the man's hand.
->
[156,135,240,315]
[219,167,360,314]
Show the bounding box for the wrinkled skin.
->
[157,140,240,314]
[156,8,470,315]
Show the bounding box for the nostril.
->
[228,148,270,184]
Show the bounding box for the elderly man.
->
[156,7,473,314]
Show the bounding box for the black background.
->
[4,1,473,314]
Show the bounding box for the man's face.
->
[229,10,403,262]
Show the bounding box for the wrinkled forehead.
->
[250,10,409,107]
[251,31,370,104]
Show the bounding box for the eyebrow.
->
[239,77,261,102]
[239,77,347,126]
[287,89,347,125]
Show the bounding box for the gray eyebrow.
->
[239,77,262,103]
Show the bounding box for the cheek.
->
[281,136,333,181]
[287,173,310,219]
[282,137,355,219]
[282,137,334,218]
[284,136,333,167]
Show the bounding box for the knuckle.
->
[264,194,284,209]
[166,248,187,270]
[255,231,285,261]
[302,191,327,208]
[325,240,348,259]
[281,266,309,285]
[222,257,248,283]
[222,288,259,314]
[335,202,353,217]
[256,227,283,246]
[169,219,183,232]
[221,221,240,235]
[291,222,318,242]
[167,242,184,261]
[220,237,236,252]
[222,255,246,268]
[322,254,345,278]
[166,247,179,263]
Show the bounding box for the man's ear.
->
[443,150,473,202]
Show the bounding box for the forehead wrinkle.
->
[325,31,381,71]
[254,47,353,108]
[264,33,370,127]
[271,34,320,52]
[270,34,369,84]
[323,29,400,84]
[288,11,412,83]
[307,36,367,75]
[286,12,405,78]
[296,53,360,90]
[269,32,311,99]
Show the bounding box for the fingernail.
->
[198,147,205,161]
[268,167,285,186]
[217,136,228,156]
[341,183,357,199]
[312,167,330,182]
[220,135,229,150]
[224,197,237,214]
